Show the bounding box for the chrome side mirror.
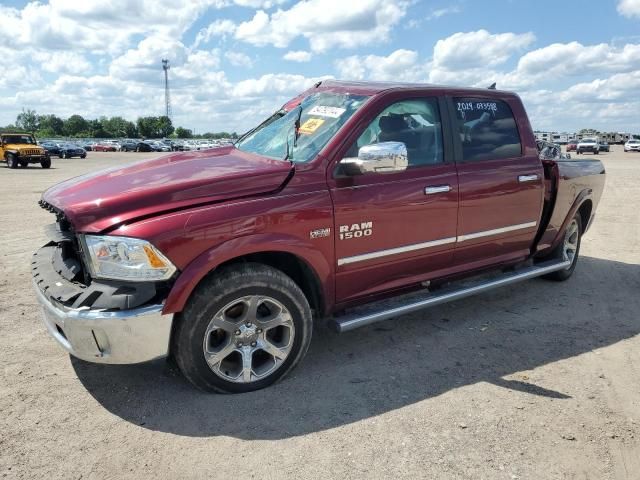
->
[341,141,408,175]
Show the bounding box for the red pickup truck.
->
[33,81,605,393]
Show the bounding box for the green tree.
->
[88,118,109,138]
[64,115,90,136]
[175,126,193,138]
[157,115,174,138]
[103,116,137,138]
[137,116,158,138]
[37,114,64,136]
[16,108,39,132]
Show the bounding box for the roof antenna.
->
[488,82,496,90]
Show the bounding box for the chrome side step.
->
[331,259,571,333]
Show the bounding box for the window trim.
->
[446,95,524,164]
[333,95,454,178]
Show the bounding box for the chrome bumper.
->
[34,282,173,364]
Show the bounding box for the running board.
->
[331,259,571,333]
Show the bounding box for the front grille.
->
[38,199,88,284]
[22,149,43,156]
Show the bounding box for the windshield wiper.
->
[235,109,286,145]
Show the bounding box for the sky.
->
[1,0,639,134]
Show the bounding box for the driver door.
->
[330,96,459,304]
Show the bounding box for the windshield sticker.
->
[299,118,325,135]
[307,106,346,118]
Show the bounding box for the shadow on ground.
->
[72,256,640,439]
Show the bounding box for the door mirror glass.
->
[341,141,408,175]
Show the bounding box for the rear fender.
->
[547,188,593,252]
[162,233,333,314]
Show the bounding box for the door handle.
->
[518,174,539,183]
[424,185,451,195]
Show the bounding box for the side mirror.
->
[341,141,408,175]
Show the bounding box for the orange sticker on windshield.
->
[298,118,325,135]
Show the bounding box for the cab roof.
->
[315,79,515,96]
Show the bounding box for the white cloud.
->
[194,19,238,47]
[283,50,312,62]
[335,49,423,81]
[432,30,536,70]
[232,73,330,98]
[428,30,535,86]
[234,0,409,52]
[618,0,640,18]
[225,51,254,68]
[427,6,461,20]
[517,42,640,78]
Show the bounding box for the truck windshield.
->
[236,92,368,163]
[3,135,36,144]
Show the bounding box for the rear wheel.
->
[173,263,313,393]
[542,213,582,281]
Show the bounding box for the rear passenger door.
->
[449,96,544,268]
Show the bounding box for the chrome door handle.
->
[424,185,451,195]
[518,174,539,183]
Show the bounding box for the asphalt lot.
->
[1,147,639,479]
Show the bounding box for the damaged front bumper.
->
[32,244,174,364]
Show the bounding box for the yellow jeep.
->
[1,133,50,169]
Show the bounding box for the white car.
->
[624,139,640,152]
[576,138,600,154]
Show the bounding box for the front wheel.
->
[542,214,582,281]
[173,263,313,393]
[6,154,18,169]
[41,157,51,169]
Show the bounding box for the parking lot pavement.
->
[1,148,639,479]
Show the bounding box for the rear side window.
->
[453,97,522,161]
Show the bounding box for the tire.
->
[542,213,582,281]
[173,263,313,393]
[81,154,86,159]
[594,150,599,155]
[6,154,18,169]
[40,157,51,169]
[59,154,63,159]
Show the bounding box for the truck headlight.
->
[81,235,176,281]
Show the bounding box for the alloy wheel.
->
[202,295,295,383]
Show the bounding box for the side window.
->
[342,98,444,168]
[453,97,522,161]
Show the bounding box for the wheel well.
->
[215,252,325,318]
[578,200,592,231]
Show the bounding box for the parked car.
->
[566,140,578,152]
[577,138,600,154]
[32,80,605,393]
[598,141,610,152]
[1,133,50,168]
[624,139,640,152]
[59,143,87,159]
[121,140,152,152]
[148,141,171,152]
[40,141,62,157]
[81,142,93,151]
[92,142,117,152]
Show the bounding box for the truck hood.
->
[6,143,45,152]
[42,146,293,232]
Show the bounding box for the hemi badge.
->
[310,228,331,239]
